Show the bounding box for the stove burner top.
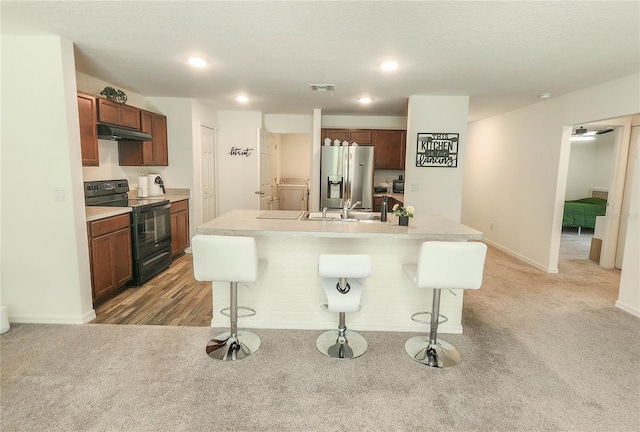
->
[84,179,169,209]
[91,198,169,208]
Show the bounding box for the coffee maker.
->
[147,173,165,196]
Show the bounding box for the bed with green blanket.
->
[562,197,607,230]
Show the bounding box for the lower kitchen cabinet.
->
[373,195,403,212]
[171,199,190,258]
[88,213,132,304]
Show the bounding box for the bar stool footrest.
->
[410,311,448,325]
[220,306,256,318]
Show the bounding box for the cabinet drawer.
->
[171,199,189,214]
[90,213,131,237]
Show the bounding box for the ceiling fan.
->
[571,126,614,141]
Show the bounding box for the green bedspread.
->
[562,197,606,229]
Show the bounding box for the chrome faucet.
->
[322,207,328,221]
[342,199,361,219]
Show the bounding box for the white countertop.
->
[196,209,483,241]
[85,206,132,222]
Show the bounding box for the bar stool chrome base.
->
[316,329,367,359]
[206,331,261,361]
[405,336,461,368]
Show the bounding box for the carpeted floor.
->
[1,246,638,432]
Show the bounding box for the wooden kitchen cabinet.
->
[77,93,99,166]
[373,129,406,170]
[321,129,373,145]
[97,98,141,130]
[118,110,168,166]
[373,195,403,212]
[88,213,132,304]
[170,199,190,258]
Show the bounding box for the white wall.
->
[264,114,312,134]
[565,134,615,200]
[463,73,640,274]
[216,111,262,215]
[279,134,311,179]
[404,96,469,222]
[1,36,94,323]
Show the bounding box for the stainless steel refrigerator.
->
[320,145,374,210]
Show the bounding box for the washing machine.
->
[277,178,309,211]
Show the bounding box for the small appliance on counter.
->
[147,173,165,196]
[393,175,404,194]
[137,175,149,198]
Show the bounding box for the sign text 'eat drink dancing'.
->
[416,133,459,168]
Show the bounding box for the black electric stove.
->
[84,179,172,286]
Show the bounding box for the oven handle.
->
[144,250,171,265]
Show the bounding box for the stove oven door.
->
[133,202,172,260]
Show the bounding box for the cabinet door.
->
[120,105,141,129]
[151,113,168,166]
[171,200,189,258]
[322,129,349,142]
[97,98,120,125]
[373,130,406,170]
[113,228,133,287]
[349,129,372,145]
[77,93,99,166]
[373,196,382,212]
[91,234,116,301]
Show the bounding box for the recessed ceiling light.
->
[538,92,552,99]
[359,97,372,104]
[236,95,249,103]
[381,61,398,71]
[188,57,207,68]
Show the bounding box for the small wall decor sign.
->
[229,147,254,157]
[416,133,459,168]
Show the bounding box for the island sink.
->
[304,211,388,222]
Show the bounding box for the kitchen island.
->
[196,210,483,333]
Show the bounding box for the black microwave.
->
[392,179,404,193]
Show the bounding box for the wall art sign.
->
[416,133,459,168]
[229,147,254,157]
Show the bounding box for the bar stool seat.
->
[192,235,266,361]
[403,241,487,368]
[316,254,371,359]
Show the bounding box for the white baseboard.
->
[483,239,557,273]
[9,312,93,325]
[615,300,640,318]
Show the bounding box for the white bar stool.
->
[403,241,487,368]
[316,254,371,359]
[192,235,266,361]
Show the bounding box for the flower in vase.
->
[392,204,414,218]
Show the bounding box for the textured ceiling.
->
[2,1,639,122]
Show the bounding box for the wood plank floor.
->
[92,254,212,326]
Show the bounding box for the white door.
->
[259,128,273,210]
[201,125,216,222]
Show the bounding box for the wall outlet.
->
[490,222,494,230]
[410,183,420,192]
[52,187,66,202]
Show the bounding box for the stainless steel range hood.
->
[97,123,152,141]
